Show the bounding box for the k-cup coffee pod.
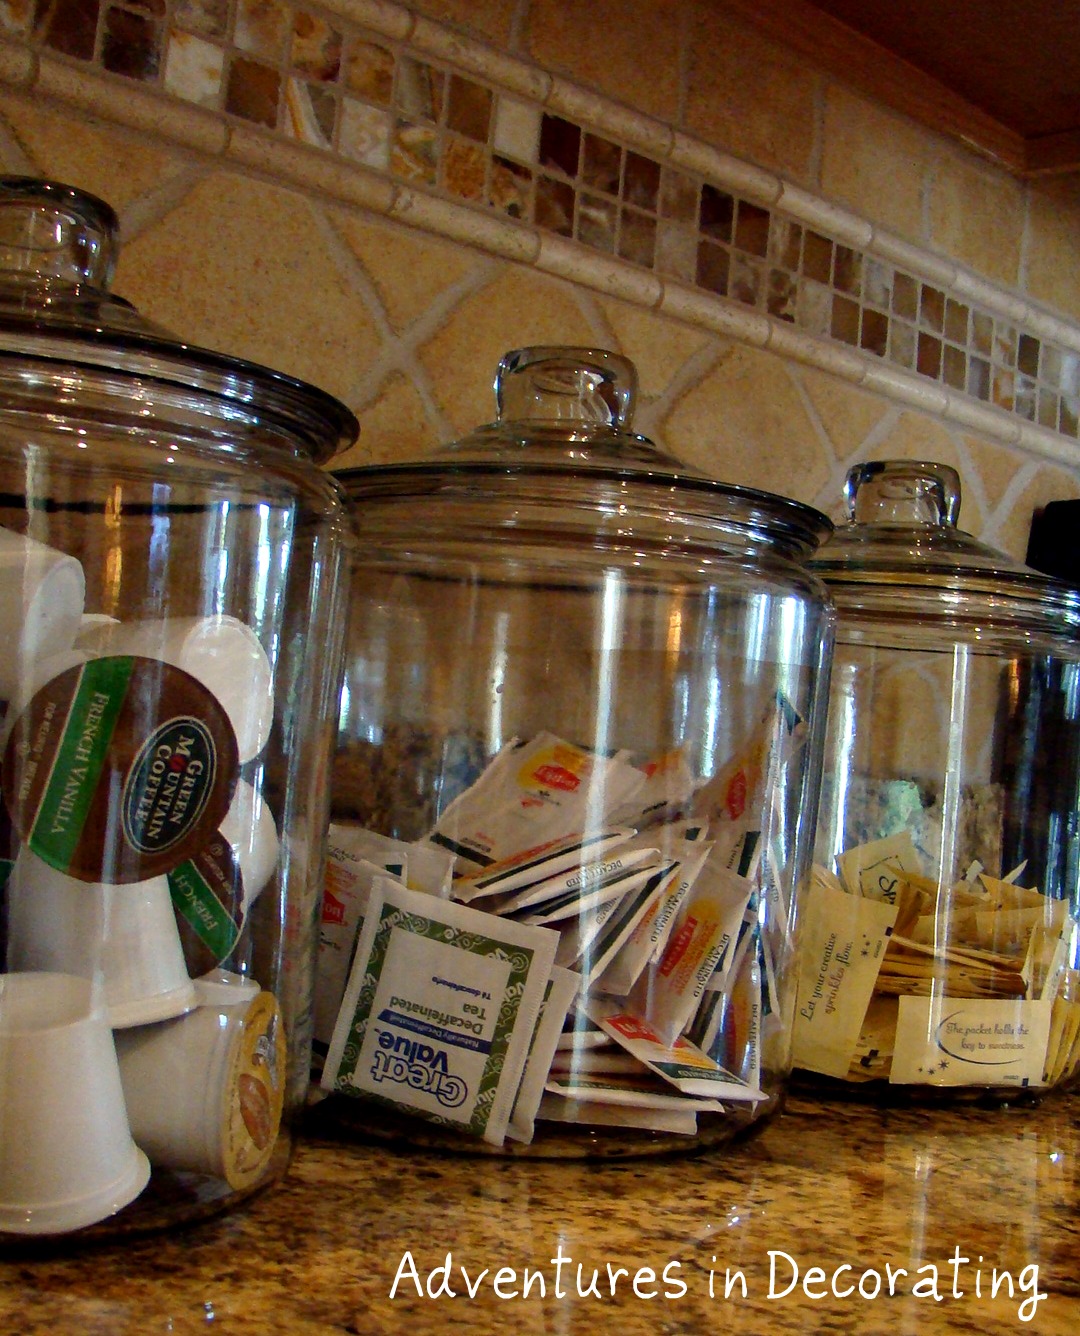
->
[169,832,248,976]
[194,968,261,1005]
[0,648,87,752]
[6,849,198,1027]
[0,527,85,703]
[220,780,280,911]
[115,989,284,1187]
[0,972,150,1234]
[78,615,274,764]
[1,654,239,884]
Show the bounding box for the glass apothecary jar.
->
[795,460,1080,1099]
[314,345,834,1156]
[0,178,357,1238]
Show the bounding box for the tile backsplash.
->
[3,0,1080,556]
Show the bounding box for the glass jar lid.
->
[810,459,1080,638]
[0,177,358,461]
[339,345,832,564]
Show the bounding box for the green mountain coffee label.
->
[169,832,246,973]
[1,655,239,883]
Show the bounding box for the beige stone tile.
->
[683,5,818,184]
[798,367,890,462]
[995,462,1080,562]
[326,205,480,332]
[820,85,929,243]
[115,170,380,405]
[330,370,438,469]
[661,344,830,501]
[927,146,1024,290]
[594,296,713,401]
[418,267,596,436]
[526,0,684,125]
[0,92,190,210]
[869,409,961,465]
[409,0,516,47]
[961,433,1027,511]
[1025,174,1080,325]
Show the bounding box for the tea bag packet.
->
[451,828,634,904]
[584,999,765,1101]
[690,690,805,824]
[506,966,579,1144]
[631,854,754,1045]
[548,862,670,973]
[607,747,696,828]
[791,877,898,1078]
[596,839,713,996]
[312,831,408,1068]
[334,823,453,896]
[537,1093,699,1137]
[424,733,645,873]
[543,1069,725,1115]
[497,842,661,919]
[564,860,679,988]
[686,947,762,1093]
[322,878,558,1145]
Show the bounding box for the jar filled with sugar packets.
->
[0,177,357,1240]
[312,345,835,1157]
[795,459,1080,1101]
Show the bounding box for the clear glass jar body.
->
[316,348,834,1157]
[796,461,1080,1100]
[0,179,355,1240]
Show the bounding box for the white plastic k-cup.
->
[77,614,274,762]
[114,981,282,1186]
[5,850,197,1027]
[220,780,280,911]
[0,527,86,703]
[0,971,151,1234]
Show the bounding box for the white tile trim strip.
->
[4,10,1080,469]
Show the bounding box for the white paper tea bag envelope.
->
[322,878,558,1145]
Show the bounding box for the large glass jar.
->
[795,460,1080,1100]
[0,178,357,1238]
[314,346,834,1157]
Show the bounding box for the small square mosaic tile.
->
[12,0,1080,445]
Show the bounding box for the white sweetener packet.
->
[506,966,580,1144]
[321,877,558,1145]
[790,879,898,1078]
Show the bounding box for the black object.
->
[1027,499,1080,585]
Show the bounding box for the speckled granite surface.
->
[1,1092,1077,1334]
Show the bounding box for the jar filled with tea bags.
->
[794,459,1080,1099]
[315,345,835,1155]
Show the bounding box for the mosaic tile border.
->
[4,0,1080,465]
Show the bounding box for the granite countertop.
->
[1,1090,1077,1334]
